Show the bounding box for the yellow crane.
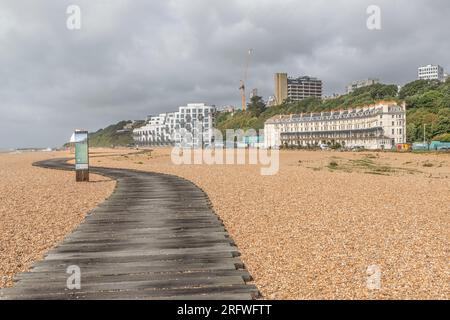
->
[239,49,253,111]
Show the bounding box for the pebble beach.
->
[1,148,449,299]
[89,148,450,300]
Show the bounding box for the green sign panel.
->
[74,131,89,170]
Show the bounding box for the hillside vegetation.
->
[87,79,449,147]
[217,79,450,143]
[88,120,144,147]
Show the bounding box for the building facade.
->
[176,103,215,147]
[287,76,322,101]
[133,103,216,147]
[418,65,445,81]
[274,73,322,104]
[346,78,379,94]
[133,112,177,146]
[274,73,288,105]
[264,101,406,150]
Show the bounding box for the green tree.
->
[399,80,436,99]
[214,80,449,144]
[247,95,267,117]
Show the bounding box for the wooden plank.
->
[5,276,247,296]
[14,269,253,284]
[30,259,243,272]
[1,284,259,300]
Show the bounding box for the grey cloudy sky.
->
[0,0,449,148]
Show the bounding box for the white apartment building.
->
[418,65,445,81]
[264,101,406,150]
[133,103,216,147]
[176,103,215,147]
[133,112,177,145]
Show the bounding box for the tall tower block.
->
[274,73,288,105]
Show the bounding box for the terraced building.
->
[133,103,216,147]
[264,101,406,150]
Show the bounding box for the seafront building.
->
[274,73,322,104]
[133,103,216,147]
[177,103,216,147]
[418,65,445,81]
[133,112,176,145]
[346,78,379,94]
[264,101,406,150]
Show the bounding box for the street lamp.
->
[423,123,428,144]
[198,114,204,149]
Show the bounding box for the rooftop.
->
[265,101,403,124]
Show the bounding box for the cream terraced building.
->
[264,101,406,150]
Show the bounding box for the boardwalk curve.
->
[0,158,258,300]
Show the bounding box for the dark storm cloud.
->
[0,0,449,148]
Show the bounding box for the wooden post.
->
[76,169,89,182]
[74,130,89,182]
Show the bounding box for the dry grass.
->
[322,154,423,176]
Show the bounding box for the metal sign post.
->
[74,130,89,182]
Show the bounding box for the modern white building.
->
[176,103,216,147]
[133,112,177,145]
[264,101,406,150]
[133,103,216,147]
[418,65,445,81]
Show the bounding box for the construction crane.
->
[239,49,253,111]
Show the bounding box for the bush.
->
[329,161,338,168]
[433,133,450,142]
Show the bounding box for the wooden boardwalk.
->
[0,158,259,300]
